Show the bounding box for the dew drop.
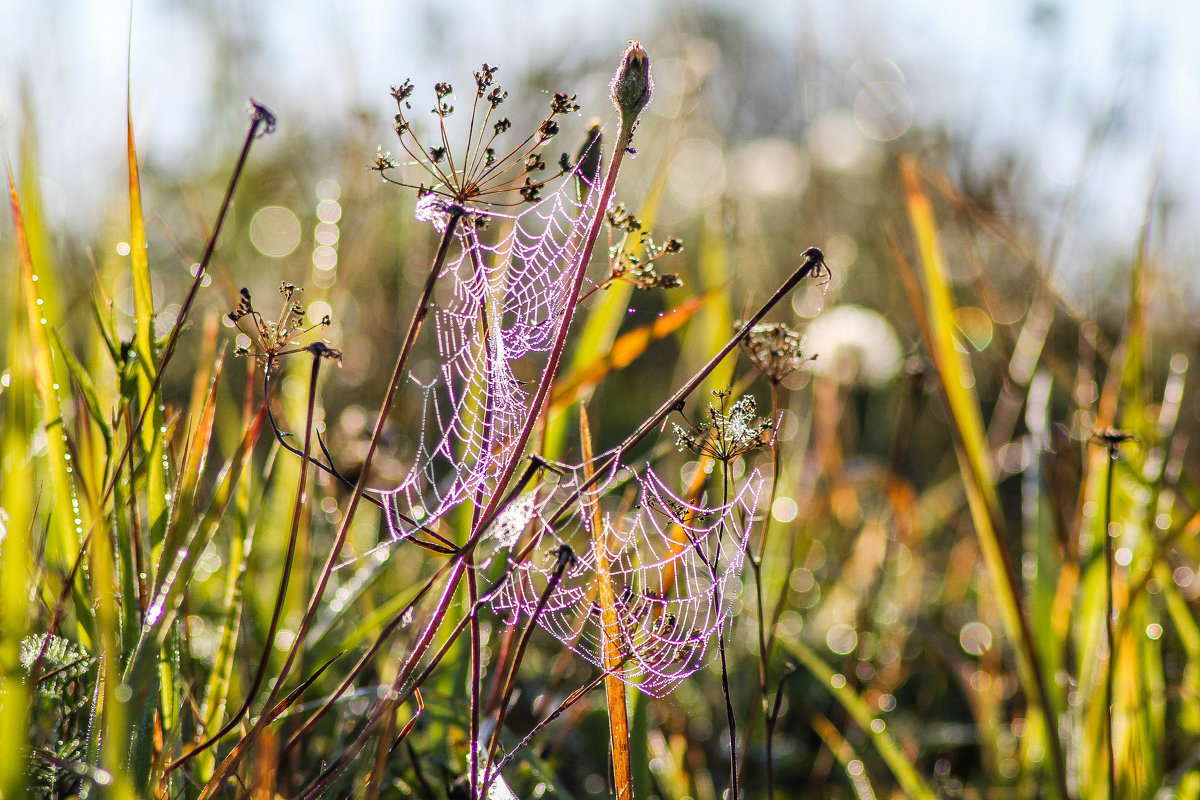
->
[959,621,993,655]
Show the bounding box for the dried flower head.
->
[598,204,683,292]
[674,390,774,462]
[740,321,807,383]
[374,63,585,210]
[228,283,340,373]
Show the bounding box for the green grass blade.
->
[194,378,261,781]
[0,241,34,800]
[123,408,265,789]
[49,326,113,450]
[6,155,82,569]
[692,209,734,398]
[782,638,937,800]
[630,690,651,800]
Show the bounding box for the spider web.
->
[488,462,762,698]
[377,149,762,697]
[380,172,605,541]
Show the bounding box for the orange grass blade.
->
[581,407,633,800]
[552,291,713,410]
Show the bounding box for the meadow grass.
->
[1,37,1196,800]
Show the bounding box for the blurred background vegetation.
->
[3,2,1200,798]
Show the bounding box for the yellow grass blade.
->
[0,183,33,800]
[784,638,936,800]
[897,156,1067,799]
[127,104,169,546]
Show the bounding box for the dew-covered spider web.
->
[487,462,762,698]
[377,146,761,696]
[380,169,607,542]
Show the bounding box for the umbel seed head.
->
[611,41,652,127]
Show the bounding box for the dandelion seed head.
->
[804,304,902,387]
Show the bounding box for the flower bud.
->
[574,121,604,192]
[610,41,652,127]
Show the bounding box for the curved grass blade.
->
[48,326,113,450]
[896,156,1067,799]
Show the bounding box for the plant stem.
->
[1103,445,1118,800]
[310,111,640,799]
[170,349,322,779]
[547,249,826,528]
[101,103,274,512]
[755,381,785,800]
[193,211,464,798]
[480,550,573,799]
[297,559,469,800]
[717,463,739,800]
[275,207,463,686]
[493,674,607,773]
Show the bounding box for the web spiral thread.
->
[489,463,762,697]
[381,173,605,541]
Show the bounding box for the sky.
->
[1,0,1197,289]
